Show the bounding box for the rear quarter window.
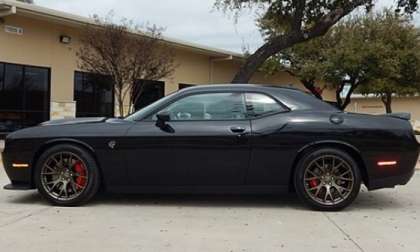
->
[245,93,287,118]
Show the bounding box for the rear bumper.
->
[368,168,416,190]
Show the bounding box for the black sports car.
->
[2,84,419,210]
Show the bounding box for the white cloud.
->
[35,0,263,53]
[34,0,420,53]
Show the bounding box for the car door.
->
[244,92,293,186]
[125,92,251,186]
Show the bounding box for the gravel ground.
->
[1,139,420,251]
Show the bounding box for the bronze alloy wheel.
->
[40,152,89,201]
[303,154,355,206]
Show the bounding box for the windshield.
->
[125,91,179,121]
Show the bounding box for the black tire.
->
[294,148,361,211]
[34,144,100,206]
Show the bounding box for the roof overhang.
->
[0,3,15,17]
[0,0,244,60]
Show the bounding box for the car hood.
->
[40,117,108,126]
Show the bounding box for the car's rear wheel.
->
[294,148,361,211]
[34,144,100,206]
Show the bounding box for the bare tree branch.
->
[77,16,176,116]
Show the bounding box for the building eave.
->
[0,0,244,60]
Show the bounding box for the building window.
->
[0,62,50,133]
[179,83,195,90]
[74,71,114,118]
[133,80,165,111]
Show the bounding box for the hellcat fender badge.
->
[108,140,117,149]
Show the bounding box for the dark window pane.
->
[0,63,4,92]
[74,72,114,118]
[134,80,165,111]
[0,63,50,132]
[24,67,49,111]
[2,64,23,110]
[0,111,25,132]
[179,83,195,90]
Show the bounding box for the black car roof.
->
[178,84,300,93]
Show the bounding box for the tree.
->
[261,16,374,110]
[322,17,375,110]
[261,10,420,111]
[261,36,328,100]
[77,16,175,116]
[215,0,418,84]
[357,11,420,113]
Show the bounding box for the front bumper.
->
[2,150,34,190]
[4,183,32,190]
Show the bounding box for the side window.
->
[245,93,286,118]
[156,93,246,121]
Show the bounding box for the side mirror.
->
[155,111,174,133]
[156,111,170,122]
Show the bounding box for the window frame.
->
[0,61,51,132]
[139,90,290,122]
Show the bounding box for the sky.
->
[35,0,419,54]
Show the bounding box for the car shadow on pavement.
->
[6,189,405,211]
[92,193,307,209]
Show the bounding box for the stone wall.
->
[50,101,76,120]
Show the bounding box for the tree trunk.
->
[231,7,353,83]
[117,92,125,117]
[232,34,303,83]
[301,79,323,100]
[335,81,358,111]
[381,93,393,114]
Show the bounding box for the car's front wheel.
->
[34,144,100,206]
[294,148,362,211]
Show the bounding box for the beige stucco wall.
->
[346,96,420,123]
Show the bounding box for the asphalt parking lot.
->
[1,140,420,252]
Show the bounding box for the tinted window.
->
[0,63,50,133]
[24,67,49,111]
[74,72,114,118]
[245,93,286,117]
[179,83,195,90]
[3,64,23,110]
[271,88,339,111]
[133,80,165,111]
[157,93,246,121]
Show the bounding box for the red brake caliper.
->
[309,179,319,188]
[73,161,87,189]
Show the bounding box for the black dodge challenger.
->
[2,84,419,210]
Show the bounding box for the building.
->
[0,0,338,134]
[347,95,420,124]
[0,0,418,135]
